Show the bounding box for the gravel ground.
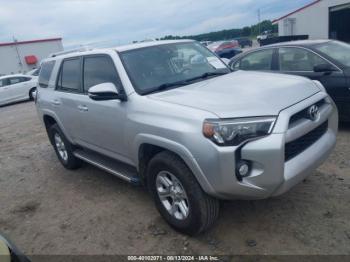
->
[0,101,349,256]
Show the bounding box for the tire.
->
[147,151,219,235]
[48,124,82,170]
[29,87,36,101]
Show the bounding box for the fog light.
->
[236,161,250,178]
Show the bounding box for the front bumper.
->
[196,92,338,200]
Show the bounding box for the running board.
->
[73,149,141,185]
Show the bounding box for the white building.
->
[273,0,350,42]
[0,38,63,76]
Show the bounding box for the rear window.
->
[38,61,55,88]
[20,77,32,82]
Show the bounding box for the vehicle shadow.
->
[0,99,33,109]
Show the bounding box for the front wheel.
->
[147,151,219,235]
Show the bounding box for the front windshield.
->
[314,41,350,67]
[119,42,230,95]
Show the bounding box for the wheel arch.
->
[42,112,74,145]
[134,134,215,194]
[28,87,36,100]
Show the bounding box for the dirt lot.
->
[0,101,349,256]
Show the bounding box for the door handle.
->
[77,105,88,112]
[52,99,61,106]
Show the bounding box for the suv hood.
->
[149,71,320,118]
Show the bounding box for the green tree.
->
[159,20,278,41]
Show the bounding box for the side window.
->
[39,61,55,88]
[20,77,31,82]
[9,77,21,85]
[57,58,82,92]
[0,79,8,87]
[278,47,327,72]
[83,56,121,92]
[239,49,274,71]
[231,61,240,70]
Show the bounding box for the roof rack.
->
[49,46,93,57]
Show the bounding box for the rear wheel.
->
[49,124,82,169]
[147,151,219,235]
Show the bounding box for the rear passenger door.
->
[75,55,128,160]
[55,57,85,141]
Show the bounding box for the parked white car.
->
[0,74,38,106]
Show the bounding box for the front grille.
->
[285,121,328,162]
[289,99,326,126]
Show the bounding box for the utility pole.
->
[13,36,24,73]
[258,9,261,35]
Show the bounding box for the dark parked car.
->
[229,40,350,121]
[234,37,253,48]
[207,41,242,59]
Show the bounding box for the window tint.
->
[58,58,81,92]
[231,61,240,70]
[9,77,21,85]
[39,61,55,88]
[278,47,327,71]
[20,77,31,82]
[239,49,274,70]
[314,41,350,67]
[83,56,120,91]
[0,79,8,87]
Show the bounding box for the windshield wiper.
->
[146,80,190,95]
[146,71,229,95]
[187,71,229,81]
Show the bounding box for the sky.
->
[0,0,312,48]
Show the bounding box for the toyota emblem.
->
[308,105,319,121]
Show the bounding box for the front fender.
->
[132,133,215,195]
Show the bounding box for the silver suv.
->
[36,40,338,235]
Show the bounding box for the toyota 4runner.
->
[36,40,338,235]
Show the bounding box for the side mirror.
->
[88,83,127,101]
[313,64,337,73]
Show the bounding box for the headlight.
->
[203,117,276,146]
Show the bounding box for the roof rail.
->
[49,46,93,57]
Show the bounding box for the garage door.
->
[329,3,350,42]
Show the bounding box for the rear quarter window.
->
[20,77,32,82]
[39,61,56,88]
